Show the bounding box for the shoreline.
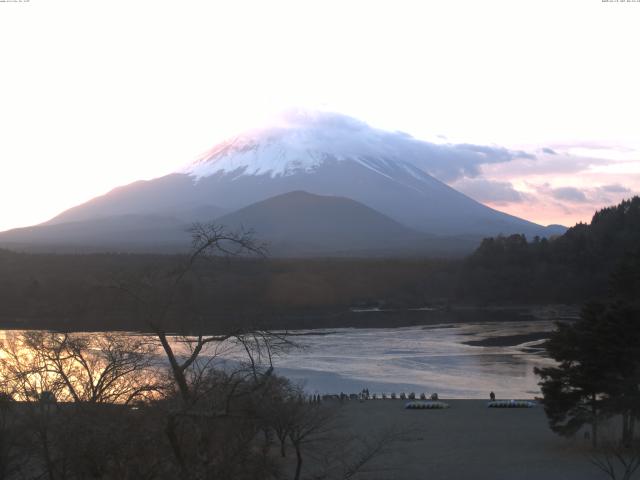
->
[0,303,578,334]
[462,331,552,347]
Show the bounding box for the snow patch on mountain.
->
[184,110,534,186]
[184,111,444,182]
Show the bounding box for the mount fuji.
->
[0,111,564,255]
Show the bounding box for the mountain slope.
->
[215,191,428,255]
[46,175,227,225]
[0,214,192,253]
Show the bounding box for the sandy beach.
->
[323,399,603,480]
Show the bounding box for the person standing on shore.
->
[490,391,496,401]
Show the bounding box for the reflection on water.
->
[273,321,557,398]
[1,320,557,400]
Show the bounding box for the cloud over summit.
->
[263,110,537,182]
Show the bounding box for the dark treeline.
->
[464,196,640,303]
[1,196,638,332]
[0,252,462,331]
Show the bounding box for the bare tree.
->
[0,331,162,405]
[1,332,65,403]
[0,338,60,480]
[274,397,404,480]
[590,441,640,480]
[319,426,406,480]
[288,401,338,480]
[114,223,275,404]
[0,330,168,480]
[255,376,303,459]
[111,223,303,479]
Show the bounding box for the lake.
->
[273,320,557,398]
[0,319,557,400]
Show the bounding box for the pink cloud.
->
[449,144,640,227]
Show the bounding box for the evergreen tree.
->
[535,303,610,447]
[536,301,640,447]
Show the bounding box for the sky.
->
[0,0,639,232]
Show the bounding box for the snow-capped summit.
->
[184,110,433,183]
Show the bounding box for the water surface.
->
[0,320,556,399]
[273,321,556,398]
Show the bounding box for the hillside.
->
[460,196,640,302]
[214,191,429,255]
